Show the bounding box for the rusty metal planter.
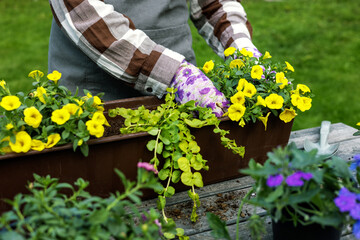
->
[0,96,293,213]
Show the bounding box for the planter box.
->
[0,96,293,213]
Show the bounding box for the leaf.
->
[80,144,89,157]
[265,185,283,203]
[206,212,231,240]
[148,127,159,136]
[189,141,200,153]
[179,141,188,153]
[163,232,175,239]
[193,172,204,188]
[158,169,170,181]
[181,172,194,186]
[157,196,166,210]
[288,188,320,205]
[89,209,109,225]
[0,232,25,240]
[146,140,156,151]
[178,157,191,172]
[165,186,175,197]
[156,142,163,154]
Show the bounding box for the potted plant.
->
[236,143,360,240]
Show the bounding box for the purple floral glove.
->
[170,60,229,117]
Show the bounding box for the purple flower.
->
[137,162,158,174]
[199,88,211,95]
[141,214,148,222]
[266,174,284,187]
[285,171,313,187]
[334,188,357,212]
[351,204,360,220]
[154,219,162,229]
[353,221,360,239]
[350,154,360,171]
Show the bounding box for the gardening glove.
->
[170,60,229,117]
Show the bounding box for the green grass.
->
[1,0,359,131]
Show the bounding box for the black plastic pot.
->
[272,219,342,240]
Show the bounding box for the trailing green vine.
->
[108,88,244,222]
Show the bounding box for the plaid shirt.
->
[49,0,254,98]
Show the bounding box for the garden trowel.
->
[304,120,340,158]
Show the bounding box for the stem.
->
[106,184,142,211]
[236,189,254,240]
[152,129,162,170]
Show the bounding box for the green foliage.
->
[206,212,231,240]
[0,168,178,240]
[239,143,357,239]
[108,88,244,222]
[0,71,107,156]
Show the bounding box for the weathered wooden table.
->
[141,123,360,239]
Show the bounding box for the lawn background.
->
[0,0,359,131]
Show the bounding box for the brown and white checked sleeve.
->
[49,0,185,98]
[189,0,255,58]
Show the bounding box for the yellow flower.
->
[92,111,110,126]
[86,93,103,106]
[77,139,83,146]
[202,60,214,74]
[265,94,284,109]
[291,94,301,107]
[251,65,263,80]
[263,51,272,60]
[35,86,47,104]
[24,107,43,128]
[229,59,244,69]
[31,139,45,151]
[0,95,21,111]
[297,97,312,112]
[6,123,14,130]
[47,70,62,84]
[243,82,257,98]
[279,108,297,123]
[0,137,12,153]
[258,112,271,131]
[236,78,248,92]
[9,131,32,153]
[63,103,83,116]
[296,84,311,93]
[285,61,294,72]
[0,80,6,89]
[239,118,246,127]
[75,99,85,106]
[86,120,105,138]
[46,134,61,148]
[51,109,70,125]
[227,104,246,122]
[28,70,44,81]
[256,95,266,107]
[357,122,360,126]
[230,91,246,104]
[240,48,253,57]
[275,72,288,89]
[224,47,236,57]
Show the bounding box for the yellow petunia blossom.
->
[258,112,271,131]
[202,60,214,74]
[263,51,272,60]
[51,109,70,125]
[75,99,85,106]
[256,95,267,107]
[243,82,257,98]
[276,72,288,89]
[92,111,110,126]
[265,94,284,109]
[46,134,61,148]
[230,91,246,104]
[251,65,263,80]
[86,120,105,138]
[63,103,83,116]
[229,59,244,69]
[9,131,32,153]
[0,80,6,89]
[279,108,297,123]
[224,47,236,57]
[236,78,248,92]
[0,95,21,111]
[297,97,312,112]
[24,107,43,128]
[5,123,14,130]
[47,70,62,84]
[296,84,311,93]
[35,86,47,104]
[285,61,295,72]
[291,94,301,107]
[227,104,246,122]
[31,139,46,151]
[240,48,253,58]
[28,70,44,81]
